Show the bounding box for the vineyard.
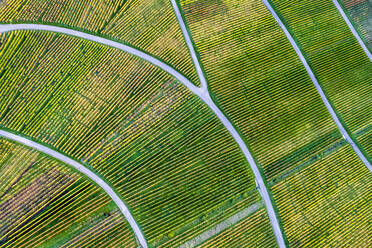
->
[272,146,372,247]
[199,208,278,248]
[179,0,344,181]
[0,30,261,246]
[0,138,137,247]
[270,0,372,156]
[157,190,263,247]
[0,0,371,247]
[357,125,372,157]
[179,0,372,247]
[0,0,201,86]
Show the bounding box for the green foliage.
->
[0,30,256,245]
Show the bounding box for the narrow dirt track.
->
[263,0,371,173]
[0,130,148,248]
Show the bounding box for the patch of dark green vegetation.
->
[0,69,6,79]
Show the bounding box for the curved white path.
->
[0,24,201,97]
[0,130,148,248]
[0,23,287,247]
[170,3,287,247]
[332,0,372,61]
[263,0,372,172]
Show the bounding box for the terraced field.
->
[272,146,372,247]
[0,30,263,246]
[0,138,137,247]
[270,0,372,157]
[0,0,201,86]
[179,0,344,181]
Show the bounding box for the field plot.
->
[0,0,200,86]
[157,190,261,247]
[180,0,342,180]
[199,208,277,248]
[272,145,372,247]
[340,0,372,48]
[0,138,137,248]
[270,0,372,148]
[0,30,260,245]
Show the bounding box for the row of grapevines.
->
[157,190,261,247]
[180,0,342,180]
[272,145,372,247]
[339,0,372,48]
[199,208,278,248]
[341,0,370,8]
[356,125,372,158]
[0,138,137,247]
[0,0,201,86]
[60,211,136,248]
[271,0,372,155]
[95,82,255,244]
[0,30,257,245]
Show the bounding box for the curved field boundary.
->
[332,0,372,61]
[0,24,201,97]
[170,3,287,247]
[0,130,147,248]
[263,0,372,173]
[0,23,287,247]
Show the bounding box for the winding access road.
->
[0,23,287,247]
[170,0,208,90]
[332,0,372,61]
[171,3,287,247]
[0,24,201,97]
[0,130,148,248]
[263,0,372,173]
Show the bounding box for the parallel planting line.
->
[179,201,264,248]
[332,0,372,61]
[263,0,372,173]
[0,130,147,248]
[0,23,287,247]
[170,3,287,247]
[0,24,201,97]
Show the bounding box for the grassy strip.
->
[153,188,259,247]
